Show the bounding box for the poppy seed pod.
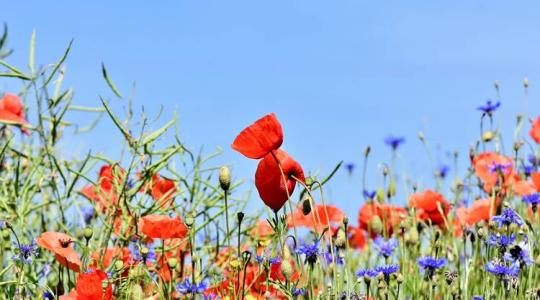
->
[302,197,312,215]
[364,146,371,157]
[219,166,231,192]
[83,227,93,240]
[369,215,383,235]
[280,259,293,280]
[524,77,529,88]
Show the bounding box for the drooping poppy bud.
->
[255,149,304,212]
[0,93,30,132]
[231,113,283,159]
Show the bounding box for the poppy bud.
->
[283,245,291,260]
[513,141,523,152]
[304,176,314,187]
[219,166,231,192]
[185,215,195,228]
[418,131,425,141]
[237,212,245,224]
[494,80,500,91]
[369,215,383,235]
[280,259,293,280]
[397,273,404,284]
[302,197,312,215]
[335,228,347,248]
[364,146,371,157]
[387,180,396,198]
[382,166,389,177]
[114,260,124,271]
[376,188,386,202]
[140,247,149,257]
[167,258,178,269]
[482,131,494,142]
[524,77,529,89]
[83,227,93,240]
[129,284,144,300]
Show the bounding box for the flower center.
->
[59,238,72,248]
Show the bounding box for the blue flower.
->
[384,136,405,150]
[324,251,343,265]
[255,254,280,265]
[477,100,501,114]
[487,233,516,249]
[528,154,539,166]
[295,241,320,265]
[471,296,484,300]
[363,190,376,199]
[82,206,94,225]
[130,243,156,264]
[42,291,54,300]
[375,264,399,276]
[523,194,540,206]
[356,268,379,278]
[292,287,306,297]
[345,163,355,174]
[268,256,281,265]
[177,279,209,295]
[485,260,520,277]
[437,165,450,179]
[488,162,512,174]
[417,257,446,270]
[373,236,398,258]
[12,239,38,265]
[491,208,523,227]
[0,220,5,230]
[523,165,535,177]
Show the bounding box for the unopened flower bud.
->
[237,212,245,224]
[369,215,383,235]
[494,80,500,91]
[524,77,529,89]
[140,247,149,257]
[364,146,371,157]
[418,131,425,141]
[219,166,231,192]
[387,180,396,198]
[185,215,195,228]
[304,177,314,186]
[482,131,494,142]
[302,197,312,215]
[280,260,293,280]
[114,260,124,271]
[167,258,178,269]
[83,227,93,240]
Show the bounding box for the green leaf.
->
[101,62,123,98]
[0,72,31,80]
[43,39,73,86]
[100,96,135,146]
[0,60,28,76]
[142,117,176,145]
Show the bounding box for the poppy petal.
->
[232,113,283,159]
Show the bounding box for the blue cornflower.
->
[487,233,516,249]
[485,260,520,277]
[491,208,524,227]
[375,264,400,277]
[42,291,54,300]
[373,236,398,258]
[295,241,320,265]
[292,287,306,297]
[523,164,535,177]
[363,190,376,200]
[477,100,501,114]
[268,256,281,265]
[523,194,540,206]
[528,154,539,166]
[324,251,343,265]
[177,279,209,295]
[471,296,484,300]
[38,264,52,278]
[488,162,512,174]
[384,136,405,150]
[417,257,446,270]
[130,243,156,264]
[82,206,94,225]
[345,163,355,174]
[255,255,264,264]
[356,268,379,278]
[437,165,450,179]
[12,240,38,265]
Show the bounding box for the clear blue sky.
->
[2,1,539,219]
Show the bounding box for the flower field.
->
[1,25,540,300]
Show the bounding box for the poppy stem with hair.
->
[224,191,231,248]
[236,212,244,300]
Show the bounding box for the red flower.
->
[454,198,497,236]
[0,93,29,132]
[139,215,188,240]
[530,117,540,143]
[255,149,304,212]
[148,174,177,208]
[347,225,367,249]
[75,268,112,300]
[36,232,81,272]
[80,164,125,212]
[358,202,407,237]
[288,204,345,232]
[250,220,274,239]
[472,152,518,192]
[91,247,131,269]
[232,113,283,159]
[513,172,540,196]
[409,190,450,226]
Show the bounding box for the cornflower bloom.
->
[477,100,501,115]
[384,135,405,150]
[485,260,520,277]
[177,279,209,295]
[295,241,320,266]
[418,256,446,278]
[12,240,38,265]
[373,236,398,258]
[491,208,523,228]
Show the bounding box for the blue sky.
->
[1,1,539,219]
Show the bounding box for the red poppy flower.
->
[36,231,81,272]
[472,152,518,192]
[80,164,126,212]
[255,149,304,212]
[75,268,112,300]
[139,214,188,240]
[148,174,177,208]
[358,202,407,237]
[409,190,450,226]
[0,93,29,132]
[250,220,274,239]
[288,204,345,232]
[232,113,283,159]
[513,172,540,196]
[91,247,131,269]
[347,225,367,249]
[530,117,540,143]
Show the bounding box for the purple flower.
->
[356,268,379,278]
[485,260,520,277]
[491,208,523,228]
[292,287,306,297]
[477,100,501,114]
[12,239,38,265]
[373,236,398,258]
[487,233,516,249]
[437,165,450,179]
[385,136,405,150]
[295,241,320,265]
[471,296,484,300]
[488,162,512,174]
[375,264,399,276]
[324,251,343,265]
[42,291,54,300]
[417,257,446,270]
[177,279,209,295]
[345,163,355,174]
[523,194,540,205]
[363,190,376,199]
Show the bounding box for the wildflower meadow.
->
[2,20,540,300]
